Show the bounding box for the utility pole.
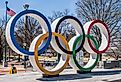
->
[23,4,29,68]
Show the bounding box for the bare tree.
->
[76,0,121,60]
[48,9,77,61]
[0,18,5,63]
[48,9,70,23]
[15,16,42,50]
[48,9,76,41]
[13,16,43,62]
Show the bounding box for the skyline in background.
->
[0,0,77,19]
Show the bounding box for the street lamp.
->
[23,4,29,68]
[23,4,29,10]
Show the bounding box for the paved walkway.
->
[0,69,121,82]
[0,61,32,75]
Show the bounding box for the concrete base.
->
[77,70,91,74]
[2,61,8,67]
[42,74,59,78]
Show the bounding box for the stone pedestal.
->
[77,70,91,74]
[42,74,59,78]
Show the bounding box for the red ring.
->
[87,20,110,54]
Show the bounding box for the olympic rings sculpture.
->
[5,10,110,76]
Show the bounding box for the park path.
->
[0,69,121,82]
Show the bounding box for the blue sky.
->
[0,0,77,18]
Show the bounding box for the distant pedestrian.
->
[9,64,17,74]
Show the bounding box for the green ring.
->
[73,35,99,71]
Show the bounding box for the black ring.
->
[55,16,85,54]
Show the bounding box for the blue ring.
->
[10,10,52,56]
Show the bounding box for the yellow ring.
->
[34,32,70,75]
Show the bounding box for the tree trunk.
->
[0,47,3,63]
[18,54,20,62]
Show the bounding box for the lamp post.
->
[23,4,29,68]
